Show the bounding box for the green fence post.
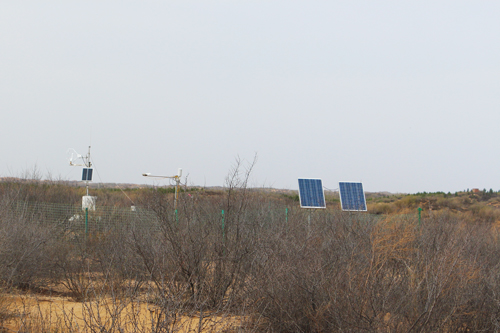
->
[418,207,422,226]
[175,209,178,225]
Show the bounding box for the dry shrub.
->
[0,211,60,290]
[394,195,420,209]
[5,169,500,332]
[470,203,500,221]
[368,202,396,214]
[251,211,498,332]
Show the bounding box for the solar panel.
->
[298,178,326,208]
[339,182,367,211]
[82,168,93,181]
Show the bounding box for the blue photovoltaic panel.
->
[298,178,326,208]
[339,182,367,211]
[82,168,93,181]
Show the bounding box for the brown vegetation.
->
[1,168,500,331]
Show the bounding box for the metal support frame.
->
[142,168,182,211]
[69,146,92,196]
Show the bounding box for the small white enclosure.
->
[82,196,97,211]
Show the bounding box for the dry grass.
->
[2,291,243,333]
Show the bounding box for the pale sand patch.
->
[2,292,243,332]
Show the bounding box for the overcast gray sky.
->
[1,1,499,193]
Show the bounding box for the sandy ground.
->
[1,292,241,332]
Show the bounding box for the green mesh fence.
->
[2,201,159,234]
[0,200,390,239]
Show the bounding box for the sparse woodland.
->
[1,165,500,332]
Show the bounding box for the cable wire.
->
[90,157,135,205]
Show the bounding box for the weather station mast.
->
[68,146,96,211]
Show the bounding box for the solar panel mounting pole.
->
[297,178,326,234]
[308,211,311,232]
